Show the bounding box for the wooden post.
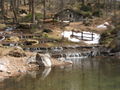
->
[81,32,83,40]
[91,33,94,41]
[72,30,74,36]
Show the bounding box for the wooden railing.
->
[71,31,94,41]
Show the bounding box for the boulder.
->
[0,64,7,72]
[27,54,36,64]
[5,36,20,42]
[0,60,9,72]
[0,36,5,41]
[8,48,26,57]
[24,39,39,45]
[42,29,53,33]
[14,46,23,51]
[19,9,28,14]
[5,27,16,32]
[17,23,31,29]
[9,51,26,57]
[36,53,52,67]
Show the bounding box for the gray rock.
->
[0,60,9,72]
[27,54,36,64]
[0,64,7,72]
[36,53,52,67]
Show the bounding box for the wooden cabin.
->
[54,9,84,22]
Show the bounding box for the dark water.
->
[1,57,120,90]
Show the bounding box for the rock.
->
[27,54,36,64]
[5,27,16,32]
[20,13,27,17]
[17,23,31,29]
[0,64,7,72]
[36,53,52,67]
[8,49,26,57]
[24,39,39,45]
[9,51,26,57]
[0,36,5,41]
[42,29,53,33]
[0,44,3,47]
[116,52,120,57]
[19,9,28,14]
[64,60,73,64]
[0,60,9,72]
[5,36,20,42]
[14,46,23,51]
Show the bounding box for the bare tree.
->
[11,0,18,23]
[43,0,46,21]
[81,0,85,5]
[1,0,5,22]
[31,0,36,23]
[113,0,117,16]
[29,0,32,13]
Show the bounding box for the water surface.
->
[0,57,120,90]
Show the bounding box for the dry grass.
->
[0,24,6,29]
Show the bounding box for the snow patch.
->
[5,27,16,32]
[61,31,100,44]
[97,22,109,29]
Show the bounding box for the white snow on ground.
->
[97,22,109,29]
[63,21,70,23]
[5,27,16,32]
[61,31,100,44]
[97,25,107,29]
[0,36,5,41]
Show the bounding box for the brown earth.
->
[0,47,72,81]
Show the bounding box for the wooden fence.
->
[71,31,94,41]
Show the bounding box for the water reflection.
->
[41,68,51,80]
[1,57,120,90]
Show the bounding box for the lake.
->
[0,57,120,90]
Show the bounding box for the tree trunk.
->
[81,0,85,5]
[11,0,18,24]
[43,0,46,21]
[1,0,6,23]
[31,0,35,23]
[113,0,117,16]
[29,0,32,13]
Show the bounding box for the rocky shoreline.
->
[0,47,72,82]
[0,44,120,82]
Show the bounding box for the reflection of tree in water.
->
[81,59,85,90]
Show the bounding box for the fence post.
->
[81,32,83,40]
[72,30,74,36]
[91,33,94,41]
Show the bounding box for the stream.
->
[0,57,120,90]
